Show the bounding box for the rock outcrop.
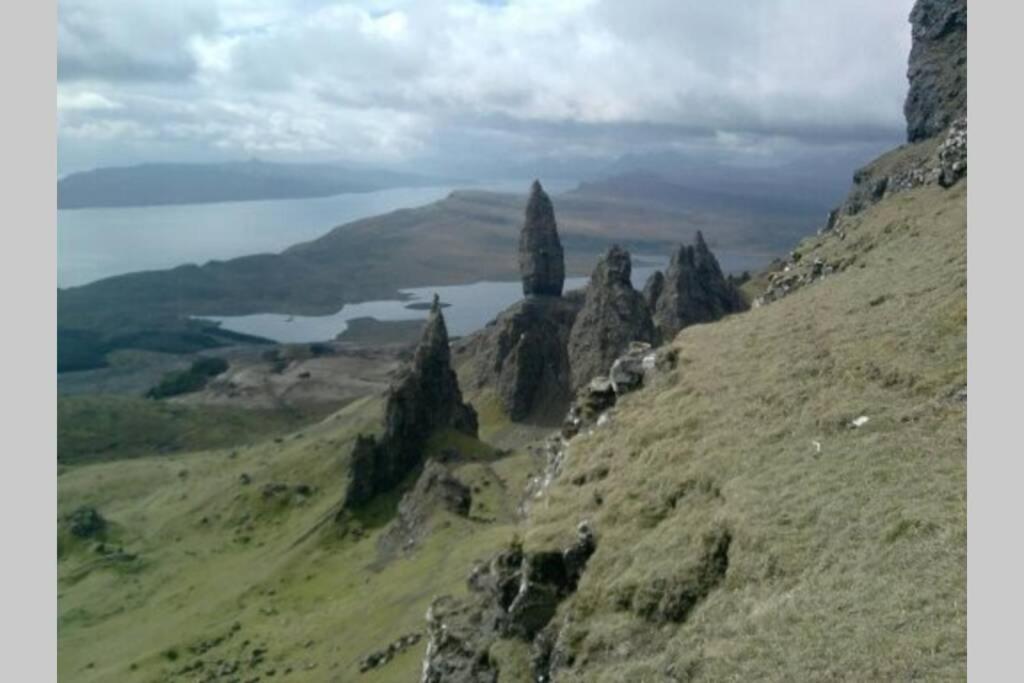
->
[463,292,584,422]
[562,341,677,440]
[647,232,746,342]
[421,523,596,683]
[904,0,966,143]
[65,506,108,539]
[518,180,566,297]
[756,3,967,309]
[378,460,472,558]
[567,246,655,390]
[343,296,477,509]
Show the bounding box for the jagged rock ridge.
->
[567,245,656,390]
[518,180,566,297]
[344,296,477,508]
[647,232,747,341]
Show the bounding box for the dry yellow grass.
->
[521,180,966,681]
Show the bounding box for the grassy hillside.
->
[57,394,540,682]
[517,179,966,680]
[58,395,336,465]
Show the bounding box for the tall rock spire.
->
[344,294,477,509]
[518,180,565,297]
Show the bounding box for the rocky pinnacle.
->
[344,292,477,509]
[649,231,747,341]
[518,180,566,297]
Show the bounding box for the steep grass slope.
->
[516,179,966,681]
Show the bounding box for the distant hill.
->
[57,159,443,209]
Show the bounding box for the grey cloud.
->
[58,0,220,82]
[57,0,916,176]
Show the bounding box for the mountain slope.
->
[507,177,966,680]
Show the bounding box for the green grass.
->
[57,395,530,682]
[58,395,336,465]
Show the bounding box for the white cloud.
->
[57,91,122,111]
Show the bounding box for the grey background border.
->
[967,1,1023,680]
[0,1,1017,680]
[2,0,56,680]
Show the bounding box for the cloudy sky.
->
[57,0,915,177]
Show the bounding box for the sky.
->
[57,0,915,178]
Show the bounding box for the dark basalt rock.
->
[648,232,747,341]
[904,0,966,143]
[344,297,477,509]
[421,524,597,682]
[519,180,566,297]
[567,246,655,390]
[464,292,584,422]
[641,270,665,326]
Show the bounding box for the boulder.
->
[567,246,655,390]
[608,341,656,394]
[904,0,966,143]
[519,180,566,297]
[65,506,107,539]
[649,232,747,340]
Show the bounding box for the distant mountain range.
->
[57,160,444,209]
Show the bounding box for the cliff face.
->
[904,0,966,142]
[344,296,477,508]
[648,232,747,341]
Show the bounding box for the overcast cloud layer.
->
[57,0,915,177]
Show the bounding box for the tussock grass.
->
[521,181,966,681]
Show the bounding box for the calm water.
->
[201,264,669,343]
[57,180,577,289]
[60,179,765,343]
